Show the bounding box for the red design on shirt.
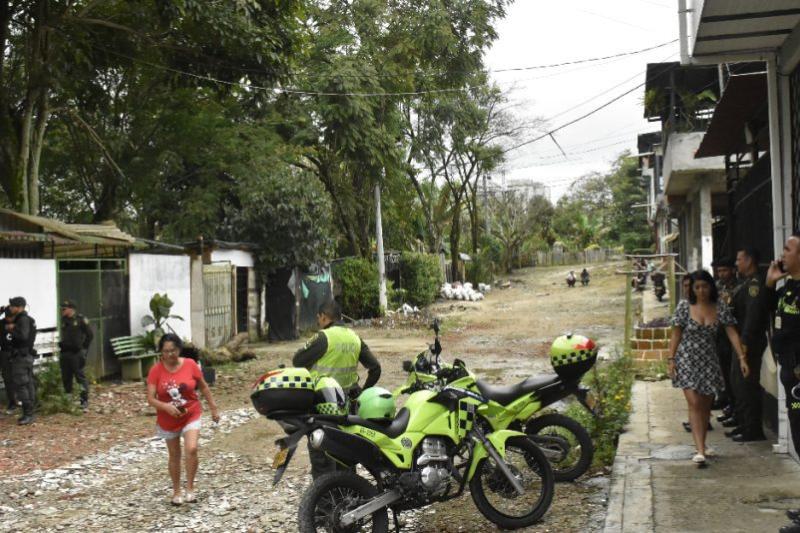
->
[147,358,203,432]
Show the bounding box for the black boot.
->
[780,522,800,533]
[17,414,34,425]
[785,509,800,522]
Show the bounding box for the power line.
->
[489,39,676,74]
[82,32,677,98]
[503,64,679,154]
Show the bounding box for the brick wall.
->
[632,326,671,363]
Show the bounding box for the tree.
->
[2,0,304,215]
[225,169,336,274]
[491,192,553,272]
[551,152,651,251]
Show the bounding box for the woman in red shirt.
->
[147,333,220,505]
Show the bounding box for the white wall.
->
[0,259,57,329]
[210,249,254,268]
[129,253,192,340]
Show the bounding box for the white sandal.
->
[171,494,184,506]
[184,491,197,503]
[692,453,706,464]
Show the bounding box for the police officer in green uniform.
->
[1,297,37,425]
[293,300,381,478]
[726,248,769,442]
[713,257,738,416]
[58,300,93,412]
[768,233,800,533]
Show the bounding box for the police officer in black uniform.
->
[59,300,93,412]
[0,305,17,415]
[726,248,769,442]
[713,257,738,416]
[768,233,800,533]
[1,297,37,425]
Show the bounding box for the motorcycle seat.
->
[476,374,561,406]
[345,407,411,439]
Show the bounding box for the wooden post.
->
[667,255,676,315]
[624,272,633,358]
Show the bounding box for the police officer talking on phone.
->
[767,232,800,533]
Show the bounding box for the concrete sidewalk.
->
[604,379,800,533]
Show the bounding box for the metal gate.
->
[58,259,129,378]
[791,64,800,229]
[236,267,248,334]
[203,263,233,348]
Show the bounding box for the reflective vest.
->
[310,326,361,389]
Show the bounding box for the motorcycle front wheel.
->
[469,436,554,529]
[298,471,389,533]
[526,413,594,482]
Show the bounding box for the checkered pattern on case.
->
[791,65,800,230]
[258,374,314,391]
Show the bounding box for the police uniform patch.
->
[749,285,759,297]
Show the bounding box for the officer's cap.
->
[61,299,76,309]
[8,296,26,307]
[711,257,735,268]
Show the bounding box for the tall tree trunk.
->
[16,90,34,213]
[468,183,479,254]
[28,94,50,215]
[450,199,462,281]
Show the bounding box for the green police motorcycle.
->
[251,367,555,532]
[394,321,597,482]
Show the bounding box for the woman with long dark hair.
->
[146,333,220,504]
[668,270,749,465]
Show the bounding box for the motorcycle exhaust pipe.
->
[340,489,402,527]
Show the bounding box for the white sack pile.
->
[439,282,487,301]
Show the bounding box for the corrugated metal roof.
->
[0,209,139,249]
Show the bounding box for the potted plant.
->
[140,293,184,350]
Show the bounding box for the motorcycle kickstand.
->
[392,508,403,532]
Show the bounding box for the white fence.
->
[534,248,620,267]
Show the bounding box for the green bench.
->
[111,336,159,381]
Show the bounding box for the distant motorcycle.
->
[652,272,666,302]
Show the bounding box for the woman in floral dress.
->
[668,270,749,464]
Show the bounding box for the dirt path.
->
[0,262,625,532]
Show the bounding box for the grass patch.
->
[634,359,669,381]
[565,351,635,467]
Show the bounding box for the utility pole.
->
[375,183,387,313]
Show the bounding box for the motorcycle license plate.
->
[272,448,289,469]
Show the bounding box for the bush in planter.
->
[399,253,441,307]
[334,258,381,318]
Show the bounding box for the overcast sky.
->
[485,0,680,200]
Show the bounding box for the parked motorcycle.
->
[252,366,555,532]
[395,321,597,482]
[651,272,666,302]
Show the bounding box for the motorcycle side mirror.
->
[402,360,413,372]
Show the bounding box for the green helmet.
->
[357,387,396,420]
[550,333,598,378]
[314,376,348,416]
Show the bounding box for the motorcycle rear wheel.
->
[298,471,389,533]
[525,413,594,482]
[469,436,554,529]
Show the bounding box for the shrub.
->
[467,256,494,285]
[334,258,381,319]
[400,253,441,307]
[565,351,634,466]
[36,360,80,415]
